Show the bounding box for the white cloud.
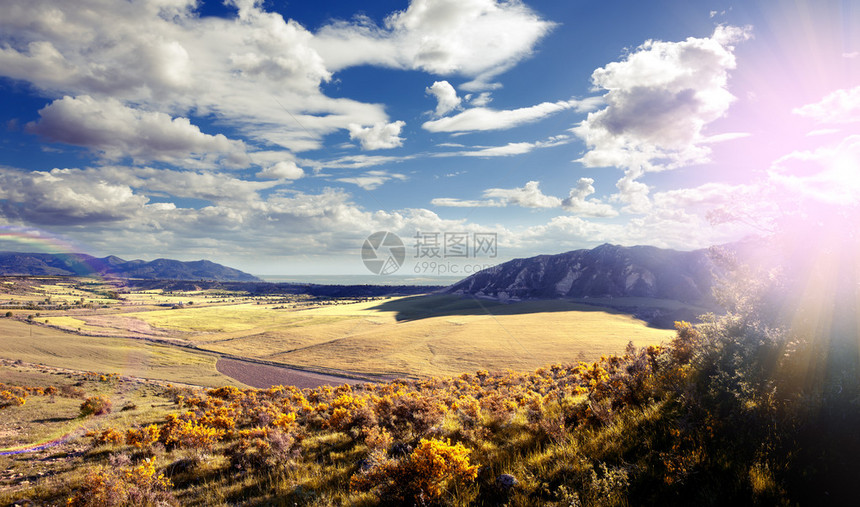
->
[459,142,536,157]
[0,163,497,266]
[434,178,617,216]
[423,98,601,133]
[308,154,413,171]
[256,161,305,180]
[573,25,751,172]
[561,178,618,217]
[336,170,407,190]
[0,0,389,154]
[348,121,406,150]
[611,168,652,214]
[0,167,148,225]
[793,86,860,124]
[483,180,561,208]
[522,215,623,247]
[313,0,554,90]
[27,95,248,167]
[100,166,279,205]
[435,135,573,158]
[467,92,493,107]
[430,197,502,207]
[426,80,461,116]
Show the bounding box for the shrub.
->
[0,389,26,408]
[351,437,479,503]
[126,424,161,449]
[227,427,299,472]
[67,457,176,507]
[80,395,112,417]
[88,427,124,446]
[158,414,223,450]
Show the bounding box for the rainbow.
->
[0,225,113,278]
[0,431,77,456]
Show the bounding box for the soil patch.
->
[216,357,363,389]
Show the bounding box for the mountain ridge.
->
[0,251,262,282]
[445,243,721,321]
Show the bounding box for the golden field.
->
[1,277,673,380]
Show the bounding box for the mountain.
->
[0,252,262,282]
[446,244,720,321]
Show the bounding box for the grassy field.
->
[109,295,673,377]
[0,320,240,387]
[259,296,673,377]
[0,278,677,380]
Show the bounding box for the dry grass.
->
[0,320,239,387]
[2,279,675,380]
[153,296,673,377]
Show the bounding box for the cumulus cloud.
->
[0,163,494,265]
[573,25,751,172]
[256,161,305,180]
[0,0,388,154]
[423,98,602,132]
[0,167,149,225]
[561,178,618,217]
[27,95,248,166]
[793,86,860,124]
[426,80,461,116]
[313,0,554,90]
[483,180,561,208]
[433,179,616,216]
[348,121,406,150]
[432,181,560,209]
[610,167,653,214]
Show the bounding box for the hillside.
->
[445,243,720,327]
[0,252,261,282]
[448,243,716,303]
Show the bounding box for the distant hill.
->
[447,243,717,303]
[446,243,721,327]
[0,252,262,282]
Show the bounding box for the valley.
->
[0,276,674,383]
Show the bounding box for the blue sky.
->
[0,0,858,276]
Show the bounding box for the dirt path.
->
[215,357,366,389]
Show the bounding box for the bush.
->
[351,437,479,503]
[88,428,124,446]
[80,395,112,417]
[67,457,176,507]
[0,389,26,408]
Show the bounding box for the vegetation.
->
[0,277,670,378]
[2,226,858,504]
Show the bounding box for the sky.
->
[0,0,858,277]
